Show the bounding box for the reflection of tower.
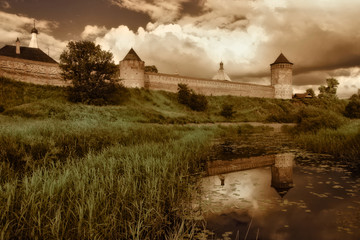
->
[271,153,294,198]
[29,20,39,48]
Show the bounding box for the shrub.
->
[188,92,208,111]
[177,84,208,111]
[294,106,345,133]
[177,83,190,105]
[220,104,236,119]
[344,94,360,118]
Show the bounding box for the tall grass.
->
[0,123,219,239]
[295,120,360,161]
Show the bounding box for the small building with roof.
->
[0,23,64,86]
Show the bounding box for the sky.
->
[0,0,360,98]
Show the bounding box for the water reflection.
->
[201,152,360,240]
[271,153,294,198]
[206,153,294,198]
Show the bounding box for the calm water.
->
[201,152,360,240]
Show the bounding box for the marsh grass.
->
[0,122,221,239]
[295,120,360,161]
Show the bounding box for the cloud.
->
[0,11,66,61]
[81,25,108,40]
[109,0,190,23]
[101,0,360,97]
[2,0,359,97]
[0,1,10,9]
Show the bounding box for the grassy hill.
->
[0,77,349,124]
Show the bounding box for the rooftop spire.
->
[31,19,38,34]
[29,19,39,48]
[16,37,20,54]
[220,61,224,70]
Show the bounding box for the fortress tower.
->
[271,53,293,99]
[119,48,145,88]
[29,20,39,48]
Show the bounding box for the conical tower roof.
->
[123,48,142,61]
[271,53,293,65]
[272,185,293,198]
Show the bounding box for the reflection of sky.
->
[201,163,360,240]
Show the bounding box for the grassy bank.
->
[0,77,348,124]
[0,119,226,239]
[294,120,360,161]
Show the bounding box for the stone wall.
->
[145,72,275,98]
[0,56,66,86]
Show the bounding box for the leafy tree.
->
[306,88,316,98]
[144,65,158,73]
[177,83,208,111]
[220,104,236,119]
[345,93,360,118]
[318,78,339,99]
[59,41,119,105]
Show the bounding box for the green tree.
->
[177,83,208,111]
[177,83,191,105]
[345,93,360,118]
[306,88,316,98]
[318,78,339,99]
[59,41,119,105]
[144,65,158,73]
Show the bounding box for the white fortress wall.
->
[145,72,275,98]
[0,56,66,86]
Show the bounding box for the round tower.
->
[271,53,293,99]
[29,20,39,48]
[119,48,145,88]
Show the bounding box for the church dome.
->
[31,27,38,34]
[212,62,231,81]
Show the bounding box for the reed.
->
[295,120,360,161]
[0,124,220,239]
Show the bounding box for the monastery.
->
[0,25,294,99]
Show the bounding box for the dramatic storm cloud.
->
[1,0,360,97]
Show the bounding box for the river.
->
[199,129,360,240]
